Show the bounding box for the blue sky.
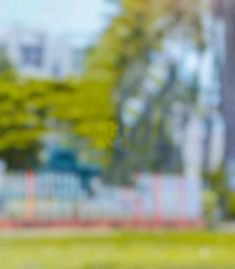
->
[0,0,117,33]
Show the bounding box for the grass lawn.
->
[0,229,235,269]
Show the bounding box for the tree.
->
[0,37,117,167]
[213,0,235,182]
[84,0,203,183]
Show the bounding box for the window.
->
[21,45,43,67]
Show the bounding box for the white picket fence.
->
[0,172,202,225]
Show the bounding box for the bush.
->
[225,192,235,218]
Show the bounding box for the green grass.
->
[0,230,235,269]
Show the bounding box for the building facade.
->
[0,26,93,79]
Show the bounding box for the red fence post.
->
[25,171,36,222]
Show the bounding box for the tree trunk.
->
[214,0,235,176]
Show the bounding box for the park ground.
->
[0,229,235,269]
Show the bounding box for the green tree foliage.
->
[0,78,47,168]
[0,77,116,167]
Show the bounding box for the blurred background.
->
[0,0,235,268]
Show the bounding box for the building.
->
[0,26,95,79]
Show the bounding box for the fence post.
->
[152,174,161,225]
[178,176,187,228]
[25,171,36,223]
